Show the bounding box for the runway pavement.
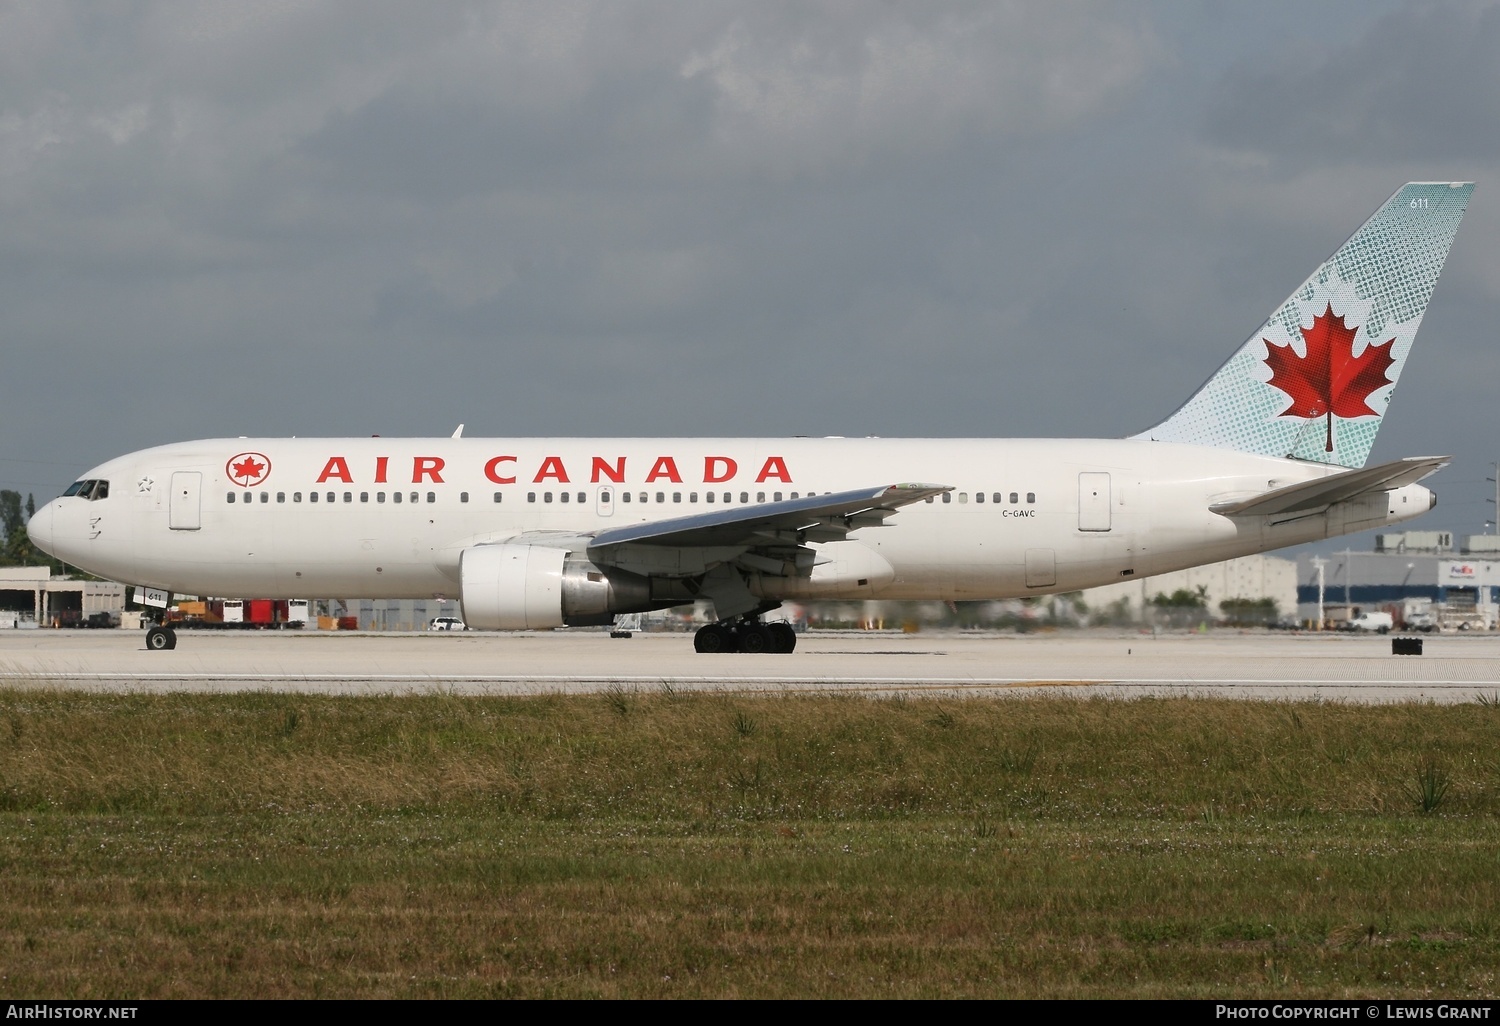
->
[2,627,1499,702]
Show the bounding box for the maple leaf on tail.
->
[1263,304,1395,453]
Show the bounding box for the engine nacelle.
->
[460,543,654,630]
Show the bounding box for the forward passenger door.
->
[169,472,201,531]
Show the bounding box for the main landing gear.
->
[693,618,797,654]
[145,625,177,651]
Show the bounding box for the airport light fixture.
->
[1310,556,1328,631]
[1487,462,1497,533]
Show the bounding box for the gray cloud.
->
[1204,0,1500,165]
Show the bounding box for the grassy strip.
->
[2,689,1498,998]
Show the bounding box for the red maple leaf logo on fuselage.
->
[1263,304,1394,453]
[232,457,264,481]
[226,452,271,486]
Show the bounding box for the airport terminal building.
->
[1080,554,1297,623]
[0,566,128,628]
[1295,532,1500,630]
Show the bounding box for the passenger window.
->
[277,492,286,503]
[575,492,584,504]
[673,492,682,503]
[493,493,503,503]
[226,492,236,503]
[705,492,715,504]
[427,492,435,503]
[544,492,553,503]
[656,492,665,504]
[601,490,612,504]
[1010,492,1019,504]
[942,493,952,504]
[621,492,631,503]
[740,492,748,503]
[774,492,783,502]
[410,492,418,504]
[360,492,369,503]
[527,492,536,503]
[560,491,570,503]
[376,492,385,503]
[790,492,799,500]
[689,492,698,503]
[393,491,402,504]
[327,492,336,503]
[975,492,985,504]
[343,492,352,503]
[1027,492,1036,504]
[460,492,470,503]
[757,492,765,502]
[309,492,318,503]
[260,492,269,503]
[723,492,731,503]
[993,492,1002,504]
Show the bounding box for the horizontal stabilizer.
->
[1209,456,1449,517]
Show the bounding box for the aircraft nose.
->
[26,503,55,557]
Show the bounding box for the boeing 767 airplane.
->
[28,182,1474,653]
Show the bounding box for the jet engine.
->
[459,543,655,629]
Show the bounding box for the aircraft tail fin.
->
[1134,182,1473,468]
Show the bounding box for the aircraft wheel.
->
[145,626,177,651]
[769,622,797,653]
[694,623,736,653]
[738,623,773,654]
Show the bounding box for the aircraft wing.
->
[588,483,951,550]
[1209,456,1449,517]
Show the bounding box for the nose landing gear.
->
[693,618,796,654]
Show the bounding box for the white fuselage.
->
[30,436,1434,607]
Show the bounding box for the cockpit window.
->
[64,479,110,501]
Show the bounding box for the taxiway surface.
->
[2,628,1498,703]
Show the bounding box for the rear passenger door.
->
[1078,472,1111,532]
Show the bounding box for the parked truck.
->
[168,599,308,629]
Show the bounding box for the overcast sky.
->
[3,1,1498,550]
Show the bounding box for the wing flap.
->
[589,483,950,551]
[1209,456,1449,517]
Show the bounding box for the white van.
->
[1347,611,1394,634]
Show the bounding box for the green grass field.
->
[2,687,1497,998]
